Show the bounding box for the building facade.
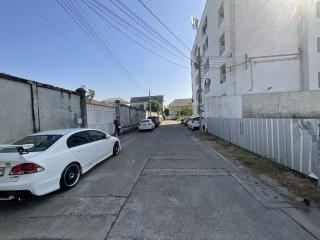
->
[167,98,192,116]
[130,95,164,111]
[191,0,320,117]
[101,97,130,107]
[191,0,320,179]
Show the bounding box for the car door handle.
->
[76,149,83,153]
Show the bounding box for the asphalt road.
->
[0,121,317,240]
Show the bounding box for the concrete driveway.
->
[0,121,317,240]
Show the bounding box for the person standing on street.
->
[114,118,121,136]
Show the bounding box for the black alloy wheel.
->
[113,141,120,156]
[60,163,81,189]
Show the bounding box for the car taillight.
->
[10,163,44,175]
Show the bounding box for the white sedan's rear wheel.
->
[60,163,81,190]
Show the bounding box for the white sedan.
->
[0,128,120,200]
[188,117,200,131]
[138,119,155,131]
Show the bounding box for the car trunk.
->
[0,152,38,183]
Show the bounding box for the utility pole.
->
[196,47,203,132]
[149,89,151,117]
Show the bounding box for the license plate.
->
[0,168,5,177]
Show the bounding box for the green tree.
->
[86,89,96,101]
[164,108,169,116]
[179,103,192,116]
[146,100,161,112]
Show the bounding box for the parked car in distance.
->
[148,116,160,128]
[0,129,120,200]
[183,116,192,126]
[138,119,155,131]
[165,115,177,120]
[188,117,200,131]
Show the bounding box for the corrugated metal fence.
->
[87,104,116,134]
[206,118,320,178]
[119,105,146,128]
[87,103,152,135]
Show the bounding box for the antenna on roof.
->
[191,16,199,31]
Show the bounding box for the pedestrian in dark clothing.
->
[114,118,121,136]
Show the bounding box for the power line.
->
[89,0,189,62]
[137,0,191,52]
[61,0,119,65]
[111,0,190,60]
[83,0,190,69]
[56,0,145,91]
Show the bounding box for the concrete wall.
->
[204,90,320,119]
[243,90,320,118]
[0,78,34,143]
[204,95,242,118]
[37,87,81,131]
[119,105,145,128]
[0,74,82,144]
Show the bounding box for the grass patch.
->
[196,132,320,205]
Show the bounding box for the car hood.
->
[110,136,119,142]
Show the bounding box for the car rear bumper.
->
[0,180,38,198]
[0,172,60,197]
[138,125,154,130]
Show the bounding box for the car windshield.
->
[0,135,62,153]
[141,120,151,123]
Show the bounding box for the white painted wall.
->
[204,95,242,118]
[300,0,320,90]
[191,0,320,117]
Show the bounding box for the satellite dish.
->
[191,16,199,30]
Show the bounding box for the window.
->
[317,2,320,17]
[203,58,210,73]
[193,45,198,59]
[220,64,226,84]
[202,37,209,54]
[87,130,106,142]
[218,2,224,26]
[317,37,320,52]
[67,131,91,148]
[202,16,208,37]
[141,119,152,123]
[0,135,62,153]
[219,34,225,56]
[204,78,211,93]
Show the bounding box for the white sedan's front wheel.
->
[60,163,81,190]
[113,141,120,156]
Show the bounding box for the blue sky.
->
[0,0,205,104]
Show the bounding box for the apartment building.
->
[191,0,320,116]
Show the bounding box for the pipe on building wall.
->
[248,53,300,92]
[249,59,254,92]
